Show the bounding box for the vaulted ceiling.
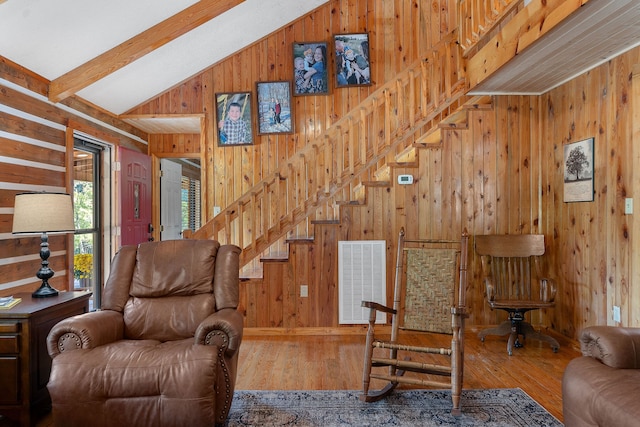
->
[2,0,640,131]
[0,0,327,116]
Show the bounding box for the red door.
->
[119,147,152,246]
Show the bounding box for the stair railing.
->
[188,29,467,267]
[457,0,520,55]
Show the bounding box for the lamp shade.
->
[12,192,75,234]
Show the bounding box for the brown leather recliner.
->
[562,326,640,427]
[46,239,243,427]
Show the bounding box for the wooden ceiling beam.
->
[467,0,590,91]
[48,0,244,103]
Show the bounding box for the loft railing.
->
[187,30,467,267]
[458,0,521,55]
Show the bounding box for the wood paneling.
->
[237,42,640,338]
[0,72,145,297]
[1,0,639,342]
[131,0,453,220]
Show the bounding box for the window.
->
[73,138,103,309]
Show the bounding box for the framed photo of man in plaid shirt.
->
[215,92,253,146]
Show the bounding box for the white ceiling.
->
[0,0,328,116]
[2,0,640,128]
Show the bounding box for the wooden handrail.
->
[188,30,468,267]
[457,0,521,55]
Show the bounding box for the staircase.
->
[187,30,472,268]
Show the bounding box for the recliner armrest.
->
[47,310,124,358]
[580,326,640,369]
[195,308,243,356]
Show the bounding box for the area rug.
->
[225,388,562,426]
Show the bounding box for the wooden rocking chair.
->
[360,229,469,415]
[475,234,560,356]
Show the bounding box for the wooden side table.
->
[0,291,91,427]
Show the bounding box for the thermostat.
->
[397,174,414,185]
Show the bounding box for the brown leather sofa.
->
[562,326,640,427]
[46,239,243,427]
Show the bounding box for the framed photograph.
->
[334,33,371,87]
[563,137,594,202]
[292,41,329,96]
[256,81,294,134]
[215,92,253,146]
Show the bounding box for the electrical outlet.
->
[300,285,308,298]
[625,198,633,215]
[613,305,621,322]
[213,206,221,216]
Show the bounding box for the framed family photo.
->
[215,92,253,146]
[334,33,371,87]
[256,81,294,134]
[292,41,329,96]
[563,137,594,202]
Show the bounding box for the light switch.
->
[625,198,633,215]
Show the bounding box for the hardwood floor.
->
[236,326,580,423]
[34,326,580,426]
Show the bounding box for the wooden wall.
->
[0,74,145,296]
[236,45,640,338]
[129,0,640,338]
[1,0,639,341]
[129,0,455,222]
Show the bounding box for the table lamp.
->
[12,192,75,298]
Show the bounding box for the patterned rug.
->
[225,388,562,426]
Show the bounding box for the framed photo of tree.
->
[563,137,594,202]
[215,92,253,146]
[256,81,293,134]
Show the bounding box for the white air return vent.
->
[338,240,386,324]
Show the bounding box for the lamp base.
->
[32,231,59,298]
[32,283,59,298]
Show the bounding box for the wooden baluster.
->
[348,117,355,176]
[224,210,232,244]
[409,70,416,126]
[251,192,258,253]
[472,0,481,41]
[384,89,391,150]
[396,79,404,131]
[312,144,321,202]
[324,134,332,194]
[237,201,244,249]
[433,49,441,108]
[445,40,452,100]
[288,163,295,223]
[273,173,281,234]
[360,108,367,166]
[262,181,269,243]
[422,60,430,113]
[299,153,308,211]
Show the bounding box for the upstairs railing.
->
[187,29,467,267]
[458,0,521,55]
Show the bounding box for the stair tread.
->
[363,181,391,187]
[310,219,340,225]
[286,237,315,244]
